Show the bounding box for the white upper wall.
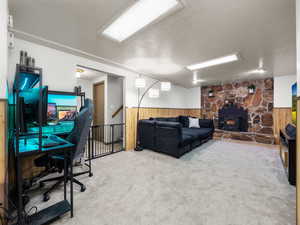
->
[0,0,8,99]
[274,75,296,107]
[8,38,138,92]
[186,87,201,108]
[7,39,295,110]
[8,38,201,109]
[125,75,199,109]
[106,76,123,124]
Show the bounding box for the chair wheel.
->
[43,194,50,202]
[89,173,93,177]
[39,182,45,188]
[80,185,86,192]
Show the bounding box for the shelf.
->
[27,200,70,225]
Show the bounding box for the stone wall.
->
[201,78,274,137]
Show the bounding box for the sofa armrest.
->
[137,120,156,149]
[155,121,182,157]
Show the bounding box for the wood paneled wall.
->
[125,107,202,150]
[0,100,7,208]
[273,107,292,144]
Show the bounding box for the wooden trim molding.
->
[129,107,202,110]
[0,99,7,211]
[125,107,202,150]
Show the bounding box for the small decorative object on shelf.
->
[74,86,82,95]
[208,89,214,97]
[248,84,256,94]
[19,50,36,72]
[20,51,25,66]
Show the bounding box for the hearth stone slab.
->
[214,129,275,145]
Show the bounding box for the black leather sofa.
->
[137,116,214,158]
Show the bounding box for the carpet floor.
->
[28,140,296,225]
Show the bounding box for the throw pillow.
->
[189,117,200,128]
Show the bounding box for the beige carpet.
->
[28,140,296,225]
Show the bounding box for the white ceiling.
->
[9,0,296,87]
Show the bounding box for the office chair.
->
[35,99,94,202]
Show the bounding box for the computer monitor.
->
[47,103,57,122]
[19,86,48,127]
[17,97,27,133]
[57,106,77,121]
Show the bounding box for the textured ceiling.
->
[9,0,296,87]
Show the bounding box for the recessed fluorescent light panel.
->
[102,0,182,42]
[187,54,239,71]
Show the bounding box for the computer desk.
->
[26,121,75,137]
[14,134,75,225]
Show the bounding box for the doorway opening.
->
[76,65,125,158]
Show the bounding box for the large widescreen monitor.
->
[47,94,77,123]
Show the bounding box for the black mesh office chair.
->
[35,99,94,202]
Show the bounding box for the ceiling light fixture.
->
[253,68,267,74]
[247,58,267,75]
[101,0,182,42]
[76,68,84,78]
[192,70,205,84]
[187,53,240,71]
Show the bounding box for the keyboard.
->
[34,136,65,148]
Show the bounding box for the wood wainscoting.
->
[125,107,202,150]
[0,100,7,209]
[273,107,292,145]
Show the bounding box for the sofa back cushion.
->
[179,116,189,127]
[199,119,214,129]
[150,117,179,123]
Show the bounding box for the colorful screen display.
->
[57,106,77,121]
[47,94,77,122]
[47,103,57,121]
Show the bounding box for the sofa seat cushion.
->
[180,134,194,147]
[182,128,213,140]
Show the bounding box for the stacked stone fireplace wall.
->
[201,78,274,144]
